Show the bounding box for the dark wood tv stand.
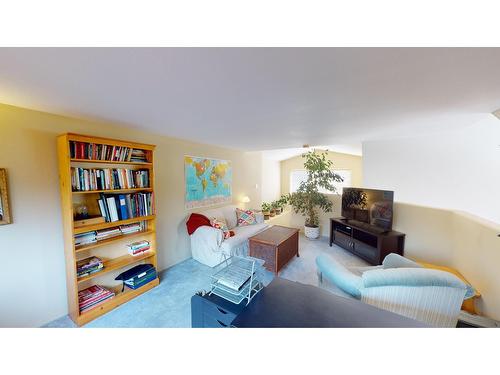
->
[329,218,405,265]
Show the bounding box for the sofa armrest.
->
[362,268,467,290]
[191,226,224,250]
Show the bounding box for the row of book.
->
[71,167,149,191]
[76,256,104,278]
[75,222,146,247]
[70,141,148,163]
[127,240,151,256]
[78,285,115,313]
[98,192,154,222]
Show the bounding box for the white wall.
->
[363,115,500,224]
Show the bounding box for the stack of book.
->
[76,256,104,278]
[96,227,122,241]
[78,285,115,313]
[97,192,154,222]
[71,167,149,191]
[127,240,151,256]
[130,149,148,163]
[124,266,157,290]
[120,222,145,235]
[75,231,97,247]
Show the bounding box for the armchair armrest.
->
[316,255,363,298]
[362,268,467,290]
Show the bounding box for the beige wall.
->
[261,155,281,203]
[0,103,263,327]
[280,151,363,236]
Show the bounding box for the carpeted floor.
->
[43,234,367,328]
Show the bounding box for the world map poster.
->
[184,156,232,209]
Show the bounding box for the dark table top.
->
[231,278,428,328]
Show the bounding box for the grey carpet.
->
[43,234,367,328]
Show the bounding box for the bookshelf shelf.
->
[75,230,155,253]
[58,133,158,326]
[77,278,159,326]
[70,158,153,166]
[77,251,156,283]
[74,215,156,234]
[72,188,153,194]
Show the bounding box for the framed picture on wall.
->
[0,168,12,225]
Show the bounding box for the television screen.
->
[341,188,394,231]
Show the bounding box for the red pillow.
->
[186,213,211,235]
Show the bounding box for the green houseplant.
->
[271,200,281,215]
[288,150,344,239]
[261,202,271,220]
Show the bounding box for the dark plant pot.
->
[270,209,276,217]
[262,211,270,220]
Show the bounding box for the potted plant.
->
[261,202,271,220]
[271,200,281,215]
[288,150,343,239]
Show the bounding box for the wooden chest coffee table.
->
[249,225,299,275]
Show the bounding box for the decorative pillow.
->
[210,217,232,239]
[236,208,257,226]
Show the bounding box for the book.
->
[106,197,119,222]
[97,193,154,222]
[76,256,104,277]
[78,285,115,312]
[70,141,144,163]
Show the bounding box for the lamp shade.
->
[241,196,250,203]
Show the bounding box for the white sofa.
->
[190,205,269,267]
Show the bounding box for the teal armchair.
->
[316,253,469,327]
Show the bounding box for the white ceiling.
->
[1,48,500,153]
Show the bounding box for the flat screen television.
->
[341,187,394,231]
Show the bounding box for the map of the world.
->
[185,156,232,209]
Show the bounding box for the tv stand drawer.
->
[352,239,378,263]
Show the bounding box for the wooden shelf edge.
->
[70,158,152,166]
[72,188,153,194]
[75,230,155,253]
[77,251,156,284]
[75,278,159,326]
[63,133,156,151]
[74,215,156,234]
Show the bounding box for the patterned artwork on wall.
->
[184,156,232,209]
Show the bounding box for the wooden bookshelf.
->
[57,133,158,326]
